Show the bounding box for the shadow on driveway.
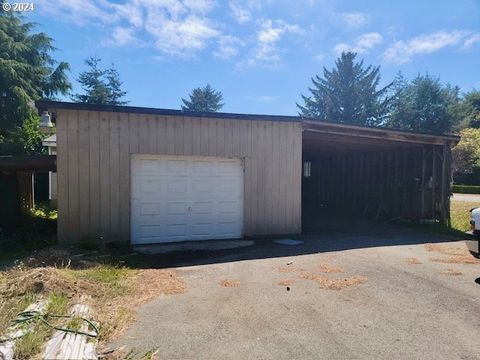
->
[121,215,462,270]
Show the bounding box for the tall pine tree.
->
[386,74,460,134]
[181,84,224,112]
[297,51,391,127]
[72,57,128,105]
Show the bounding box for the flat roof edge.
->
[36,101,461,144]
[35,100,302,123]
[302,120,460,144]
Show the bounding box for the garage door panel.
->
[140,203,160,216]
[166,202,188,215]
[131,155,243,244]
[167,179,188,194]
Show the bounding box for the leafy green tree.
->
[452,128,480,183]
[0,11,71,154]
[451,90,480,131]
[297,51,392,126]
[72,56,128,105]
[386,74,460,134]
[181,84,224,112]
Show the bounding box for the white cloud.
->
[336,12,368,29]
[382,30,474,64]
[240,19,302,68]
[36,0,220,56]
[257,95,275,102]
[213,35,244,59]
[463,34,480,49]
[229,1,251,23]
[110,27,137,47]
[333,32,383,55]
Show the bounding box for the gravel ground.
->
[112,225,480,360]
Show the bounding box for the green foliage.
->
[451,90,480,131]
[0,113,45,155]
[297,51,392,126]
[452,128,480,180]
[0,12,71,128]
[181,84,224,112]
[452,184,480,194]
[0,11,70,155]
[72,56,128,105]
[386,74,460,134]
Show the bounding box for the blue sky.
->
[27,0,480,115]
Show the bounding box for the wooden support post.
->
[441,145,447,224]
[432,145,437,219]
[421,147,426,218]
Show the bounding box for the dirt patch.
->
[441,269,463,276]
[405,257,422,265]
[135,269,186,300]
[278,279,293,286]
[424,243,470,256]
[430,256,477,265]
[425,244,478,265]
[317,263,344,273]
[300,272,368,290]
[220,279,240,287]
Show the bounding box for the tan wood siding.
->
[54,109,302,244]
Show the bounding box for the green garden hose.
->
[0,310,99,343]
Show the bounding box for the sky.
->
[25,0,480,115]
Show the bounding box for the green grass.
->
[45,291,69,315]
[13,292,69,359]
[394,199,477,237]
[62,264,137,297]
[451,200,478,232]
[14,323,51,360]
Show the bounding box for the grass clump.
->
[450,200,478,232]
[62,264,137,297]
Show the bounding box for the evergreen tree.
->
[72,57,128,105]
[181,84,224,112]
[386,74,460,134]
[0,11,71,154]
[451,90,480,130]
[297,51,392,126]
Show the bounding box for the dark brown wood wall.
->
[303,144,452,223]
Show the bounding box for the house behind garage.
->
[36,101,459,246]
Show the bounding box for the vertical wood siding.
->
[55,109,302,244]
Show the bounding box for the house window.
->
[303,161,311,178]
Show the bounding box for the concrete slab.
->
[133,239,255,255]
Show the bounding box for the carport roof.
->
[36,100,460,146]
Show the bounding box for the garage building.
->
[36,101,459,246]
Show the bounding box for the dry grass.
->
[0,251,188,357]
[405,257,422,265]
[441,269,464,276]
[430,256,477,264]
[300,272,367,290]
[450,200,478,232]
[425,243,479,265]
[219,279,240,287]
[424,243,470,256]
[317,263,344,273]
[278,279,293,286]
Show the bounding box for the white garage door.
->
[131,155,244,244]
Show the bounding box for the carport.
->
[301,120,460,230]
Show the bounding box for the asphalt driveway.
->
[113,224,480,360]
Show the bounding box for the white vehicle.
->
[466,207,480,257]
